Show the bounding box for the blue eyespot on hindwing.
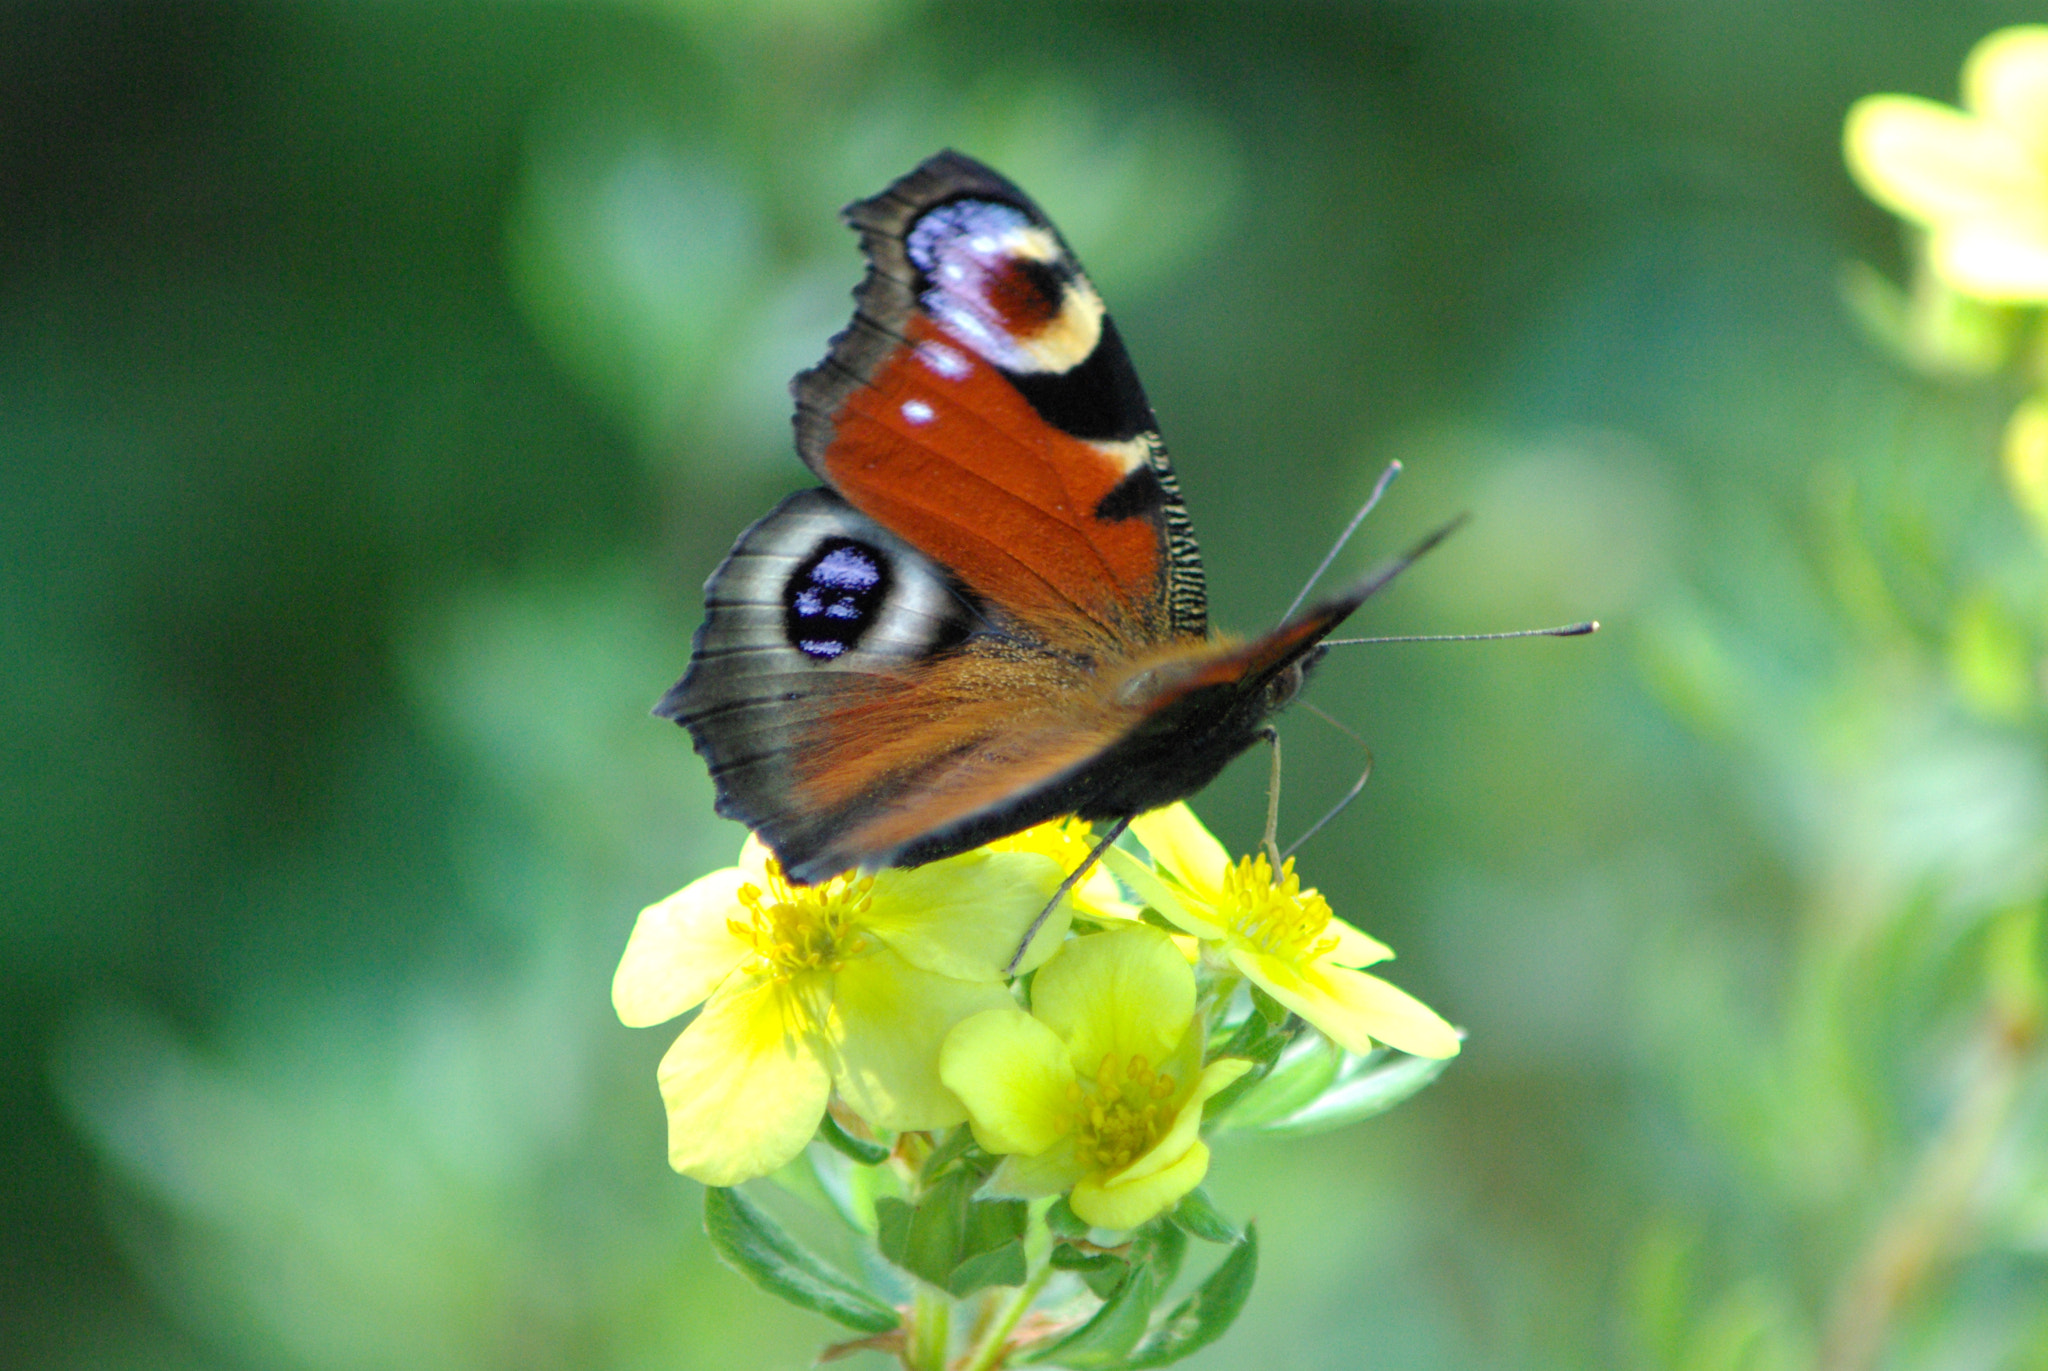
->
[786,538,891,661]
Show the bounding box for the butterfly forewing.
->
[793,152,1207,649]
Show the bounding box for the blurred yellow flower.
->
[613,836,1065,1186]
[984,816,1137,922]
[1111,804,1460,1060]
[940,924,1247,1230]
[2005,392,2048,544]
[1846,25,2048,300]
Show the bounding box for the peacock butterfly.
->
[659,151,1412,884]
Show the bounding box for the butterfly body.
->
[662,152,1374,884]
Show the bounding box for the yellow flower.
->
[984,816,1137,922]
[2005,393,2048,545]
[613,837,1066,1186]
[939,924,1248,1230]
[1846,26,2048,300]
[1109,804,1460,1060]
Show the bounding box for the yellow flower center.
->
[728,860,873,976]
[1065,1052,1180,1173]
[1221,854,1338,963]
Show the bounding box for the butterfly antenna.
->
[1323,620,1599,647]
[1282,460,1404,622]
[1281,702,1375,860]
[1003,815,1132,977]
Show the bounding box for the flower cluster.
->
[613,804,1459,1368]
[1845,25,2048,547]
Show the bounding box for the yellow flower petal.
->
[1324,914,1394,969]
[1032,926,1193,1073]
[1845,95,2047,226]
[1236,949,1461,1059]
[940,1006,1077,1155]
[825,951,1013,1131]
[656,977,831,1186]
[1130,803,1231,897]
[987,818,1139,922]
[856,850,1068,979]
[1931,221,2048,299]
[1101,846,1223,940]
[1964,26,2048,158]
[1070,1138,1211,1231]
[612,867,753,1027]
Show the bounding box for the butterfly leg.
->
[1002,815,1133,977]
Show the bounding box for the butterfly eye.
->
[1264,661,1308,712]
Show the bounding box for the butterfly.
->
[659,151,1413,885]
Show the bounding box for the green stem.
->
[905,1283,950,1371]
[959,1263,1056,1371]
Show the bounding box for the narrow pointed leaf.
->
[702,1186,899,1334]
[817,1111,891,1166]
[1168,1188,1241,1245]
[1122,1224,1259,1368]
[1024,1262,1164,1365]
[1028,1223,1186,1365]
[1253,1050,1451,1136]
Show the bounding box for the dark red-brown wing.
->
[792,151,1207,654]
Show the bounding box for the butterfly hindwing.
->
[793,151,1207,651]
[663,488,1132,880]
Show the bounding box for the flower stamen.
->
[1072,1051,1177,1173]
[726,859,873,975]
[1221,854,1340,961]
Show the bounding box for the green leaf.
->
[701,1186,898,1334]
[817,1111,891,1166]
[1168,1187,1240,1245]
[1045,1196,1090,1240]
[874,1197,913,1268]
[1250,982,1291,1025]
[947,1239,1027,1296]
[1250,1050,1451,1136]
[1200,1015,1304,1124]
[1028,1223,1186,1366]
[919,1124,979,1181]
[963,1193,1028,1256]
[1050,1243,1129,1300]
[1138,1217,1188,1292]
[1121,1224,1259,1367]
[1206,1000,1293,1065]
[897,1169,973,1287]
[877,1170,1028,1294]
[947,1195,1029,1296]
[1214,1036,1343,1129]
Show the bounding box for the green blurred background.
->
[8,3,2046,1367]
